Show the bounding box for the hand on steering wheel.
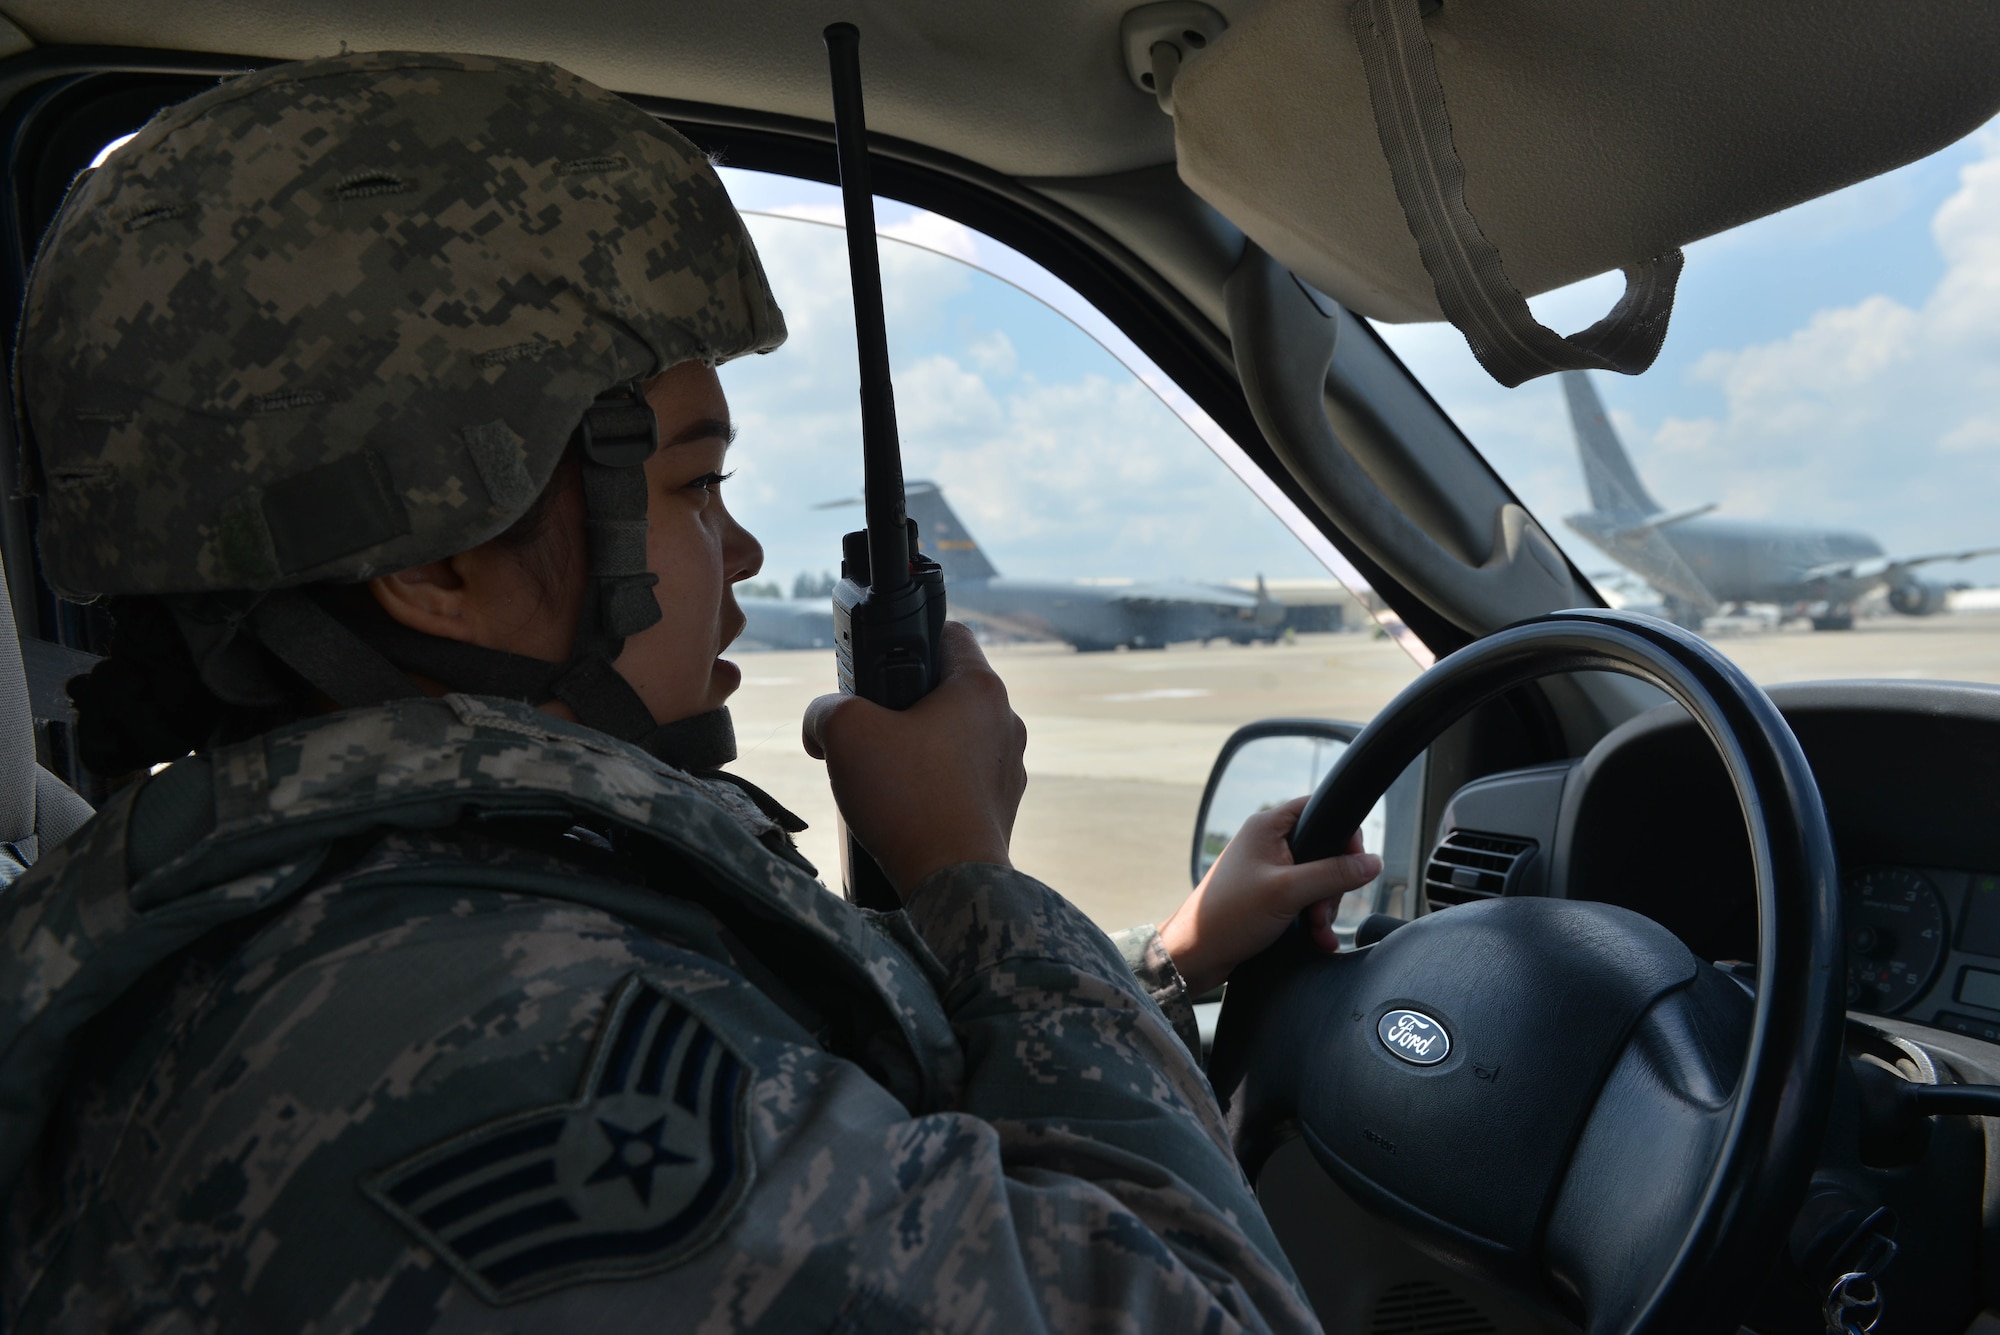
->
[1207,610,1843,1335]
[1160,798,1381,995]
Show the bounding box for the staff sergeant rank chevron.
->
[364,978,754,1303]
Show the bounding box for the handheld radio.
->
[823,22,948,911]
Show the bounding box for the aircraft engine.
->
[1888,579,1949,616]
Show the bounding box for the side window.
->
[713,170,1422,930]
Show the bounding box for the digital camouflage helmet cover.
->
[19,50,785,598]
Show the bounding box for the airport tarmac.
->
[725,608,2000,932]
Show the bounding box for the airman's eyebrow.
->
[663,417,736,449]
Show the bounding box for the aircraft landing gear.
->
[1661,596,1708,632]
[1811,606,1855,631]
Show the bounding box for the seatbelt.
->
[0,548,41,856]
[1349,0,1684,388]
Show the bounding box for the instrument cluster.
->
[1843,865,2000,1040]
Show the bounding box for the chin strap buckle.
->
[575,381,657,468]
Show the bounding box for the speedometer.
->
[1843,867,1948,1014]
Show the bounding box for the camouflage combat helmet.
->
[17,51,788,761]
[22,49,784,597]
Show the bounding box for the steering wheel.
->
[1207,610,1843,1335]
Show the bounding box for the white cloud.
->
[896,353,1004,439]
[882,211,981,263]
[967,330,1017,376]
[1940,415,2000,454]
[1930,132,2000,341]
[1655,135,2000,535]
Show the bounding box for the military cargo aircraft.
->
[1561,371,2000,630]
[826,481,1286,652]
[743,479,1293,652]
[737,593,837,650]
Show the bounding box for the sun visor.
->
[1171,0,2000,332]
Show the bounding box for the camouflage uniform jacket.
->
[0,694,1316,1332]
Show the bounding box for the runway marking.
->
[1085,688,1214,703]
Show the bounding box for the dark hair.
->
[68,446,587,780]
[488,444,583,607]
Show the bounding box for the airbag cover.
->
[1299,897,1698,1262]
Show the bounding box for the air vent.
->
[1424,829,1537,909]
[1369,1279,1497,1334]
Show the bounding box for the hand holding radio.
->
[804,622,1026,899]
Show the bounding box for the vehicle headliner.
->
[8,0,1996,326]
[0,1,1183,179]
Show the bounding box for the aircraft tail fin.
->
[1562,371,1662,518]
[904,481,999,582]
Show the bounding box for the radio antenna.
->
[825,22,910,597]
[822,22,948,910]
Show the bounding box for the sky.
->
[1373,117,2000,591]
[713,169,1357,597]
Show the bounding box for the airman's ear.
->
[368,559,477,643]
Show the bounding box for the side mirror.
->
[1191,718,1425,933]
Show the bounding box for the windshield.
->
[1378,118,2000,687]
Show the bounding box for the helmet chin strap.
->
[239,382,789,798]
[239,586,807,837]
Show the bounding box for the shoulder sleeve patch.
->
[362,975,755,1304]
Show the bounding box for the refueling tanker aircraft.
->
[802,481,1286,652]
[1560,371,2000,631]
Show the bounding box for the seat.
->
[0,549,92,885]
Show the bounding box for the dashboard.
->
[1425,680,2000,1040]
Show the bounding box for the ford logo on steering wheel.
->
[1377,1010,1450,1065]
